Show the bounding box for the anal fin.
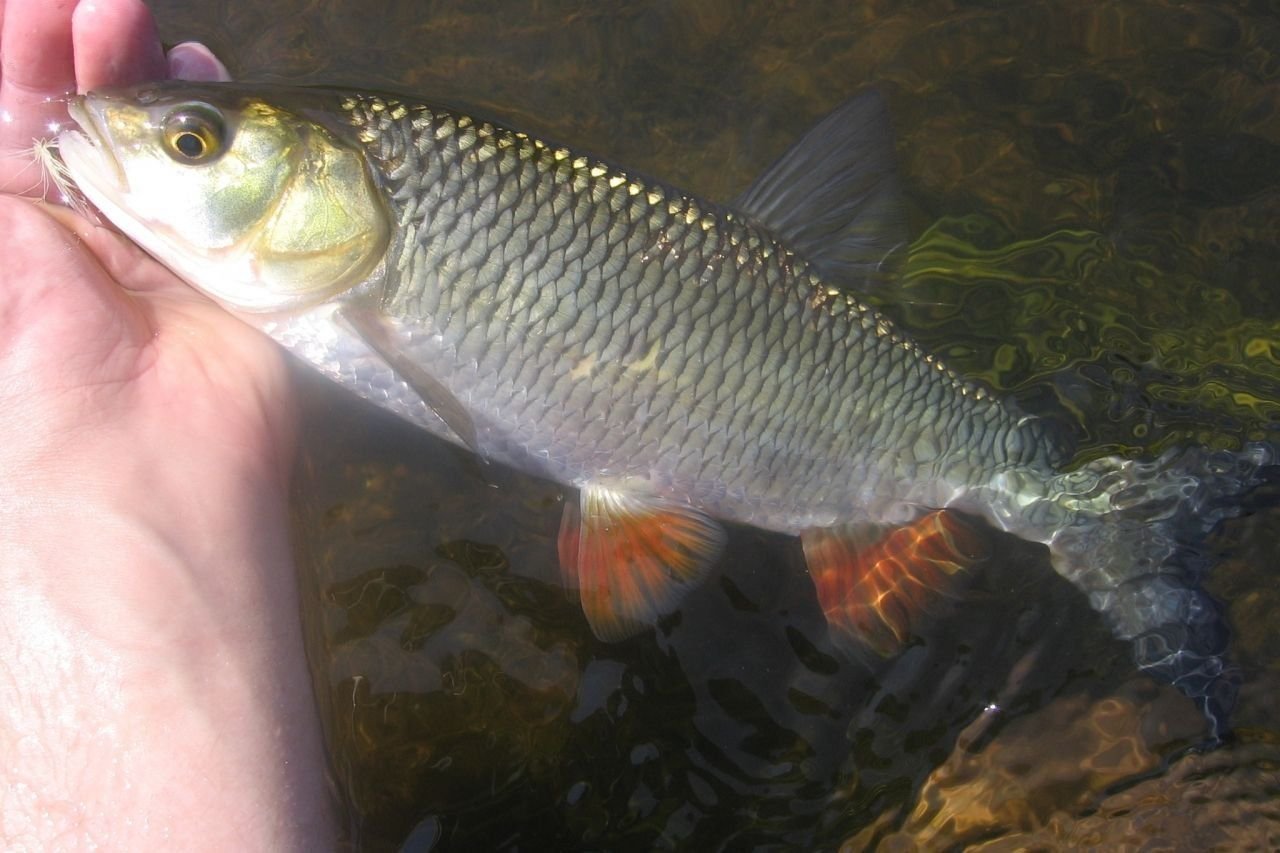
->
[802,510,988,656]
[558,483,727,642]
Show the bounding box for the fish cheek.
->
[120,131,294,255]
[245,131,391,302]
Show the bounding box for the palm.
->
[0,201,293,482]
[0,0,291,476]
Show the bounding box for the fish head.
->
[57,82,390,312]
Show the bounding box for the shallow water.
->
[152,1,1280,849]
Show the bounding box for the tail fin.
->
[1037,442,1275,740]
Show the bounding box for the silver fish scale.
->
[339,95,1063,533]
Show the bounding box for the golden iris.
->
[162,104,226,163]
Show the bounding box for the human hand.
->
[0,0,229,197]
[0,1,330,849]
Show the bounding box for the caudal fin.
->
[1040,442,1275,739]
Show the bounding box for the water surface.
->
[151,1,1280,848]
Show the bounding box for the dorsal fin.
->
[731,91,908,291]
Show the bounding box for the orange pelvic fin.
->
[801,510,988,657]
[558,483,727,642]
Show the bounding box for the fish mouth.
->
[53,94,214,304]
[57,95,129,200]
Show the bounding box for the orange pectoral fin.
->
[801,510,989,657]
[558,483,727,642]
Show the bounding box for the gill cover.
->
[58,84,389,312]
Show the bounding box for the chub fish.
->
[55,82,1274,737]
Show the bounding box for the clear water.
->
[152,1,1280,848]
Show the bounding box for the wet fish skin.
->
[333,92,1062,533]
[55,83,1274,735]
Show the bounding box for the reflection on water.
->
[153,0,1280,848]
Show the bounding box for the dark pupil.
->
[174,131,206,159]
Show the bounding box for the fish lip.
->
[58,94,128,194]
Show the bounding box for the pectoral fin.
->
[340,305,481,455]
[558,483,727,642]
[802,510,988,656]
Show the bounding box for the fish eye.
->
[161,104,227,163]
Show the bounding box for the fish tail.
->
[1032,441,1276,739]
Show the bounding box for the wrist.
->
[0,426,333,850]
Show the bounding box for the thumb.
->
[0,195,151,397]
[35,200,212,300]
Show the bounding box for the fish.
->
[56,82,1274,737]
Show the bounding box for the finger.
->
[0,0,76,161]
[71,0,166,92]
[0,196,149,378]
[167,42,232,82]
[34,201,206,298]
[0,0,75,100]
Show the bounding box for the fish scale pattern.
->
[339,94,1061,533]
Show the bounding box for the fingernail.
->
[167,42,233,82]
